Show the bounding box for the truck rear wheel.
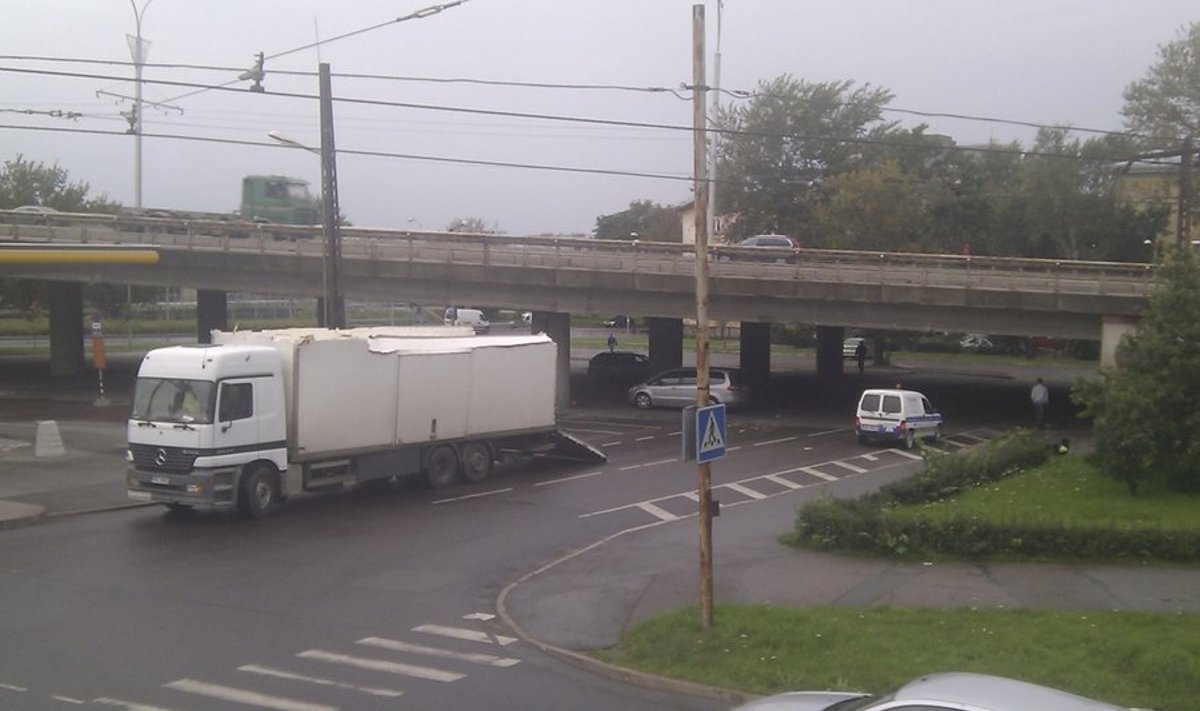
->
[426,445,460,489]
[238,465,277,518]
[460,442,493,483]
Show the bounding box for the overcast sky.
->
[1,1,1196,235]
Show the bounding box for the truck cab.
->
[126,344,287,516]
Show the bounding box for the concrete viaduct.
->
[1,211,1156,406]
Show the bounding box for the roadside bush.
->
[784,433,1200,561]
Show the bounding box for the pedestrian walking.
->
[854,340,867,375]
[1030,377,1049,429]
[607,332,617,353]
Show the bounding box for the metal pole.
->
[128,0,153,209]
[706,1,722,244]
[1179,136,1193,250]
[691,4,714,631]
[318,63,346,329]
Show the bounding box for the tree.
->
[1122,21,1200,143]
[0,155,123,312]
[593,200,681,242]
[1073,253,1200,494]
[714,75,900,244]
[816,160,924,251]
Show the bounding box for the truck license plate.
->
[151,476,170,485]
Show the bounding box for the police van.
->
[855,388,942,449]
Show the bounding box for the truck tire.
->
[460,442,493,483]
[426,445,460,489]
[238,465,277,518]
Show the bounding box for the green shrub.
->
[786,433,1200,561]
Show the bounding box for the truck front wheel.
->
[238,465,277,518]
[426,445,460,489]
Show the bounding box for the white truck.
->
[126,327,602,517]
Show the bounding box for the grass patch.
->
[892,455,1200,531]
[600,604,1198,710]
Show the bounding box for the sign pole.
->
[691,4,714,631]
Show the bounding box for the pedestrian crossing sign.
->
[696,404,727,463]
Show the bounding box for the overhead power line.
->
[0,64,1147,164]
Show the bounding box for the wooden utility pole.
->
[319,62,346,329]
[691,3,714,631]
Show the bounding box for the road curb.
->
[495,527,752,707]
[0,500,45,530]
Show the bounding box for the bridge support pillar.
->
[532,311,571,411]
[816,325,845,377]
[196,290,228,344]
[739,321,771,387]
[646,317,684,374]
[48,281,85,376]
[1100,315,1139,370]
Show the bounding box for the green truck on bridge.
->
[121,175,319,226]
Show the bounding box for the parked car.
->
[731,672,1145,711]
[588,351,651,384]
[627,367,749,409]
[960,333,994,351]
[720,234,799,264]
[854,388,942,449]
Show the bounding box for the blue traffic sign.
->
[696,404,727,463]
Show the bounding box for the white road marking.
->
[0,683,27,692]
[51,696,85,704]
[239,664,403,698]
[726,445,743,452]
[636,501,679,522]
[753,436,797,447]
[860,453,879,461]
[800,466,838,481]
[601,441,622,447]
[464,612,495,621]
[93,698,179,711]
[431,488,512,505]
[619,458,677,471]
[535,470,603,487]
[724,482,767,500]
[413,624,517,646]
[830,460,868,474]
[807,429,843,437]
[764,473,803,490]
[165,679,336,711]
[634,435,656,442]
[298,650,464,683]
[358,637,520,667]
[892,449,924,460]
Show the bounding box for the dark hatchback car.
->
[587,351,652,385]
[719,234,800,264]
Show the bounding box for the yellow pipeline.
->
[0,248,159,264]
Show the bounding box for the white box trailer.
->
[126,327,603,517]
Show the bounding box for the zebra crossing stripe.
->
[412,624,518,647]
[93,698,179,711]
[725,482,767,500]
[636,501,679,521]
[829,460,868,474]
[800,466,838,481]
[165,679,335,711]
[239,664,404,698]
[358,637,520,667]
[297,650,465,683]
[764,474,803,490]
[892,449,924,460]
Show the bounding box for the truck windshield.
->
[131,378,216,424]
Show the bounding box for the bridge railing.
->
[0,210,1158,297]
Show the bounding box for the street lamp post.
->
[128,0,154,209]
